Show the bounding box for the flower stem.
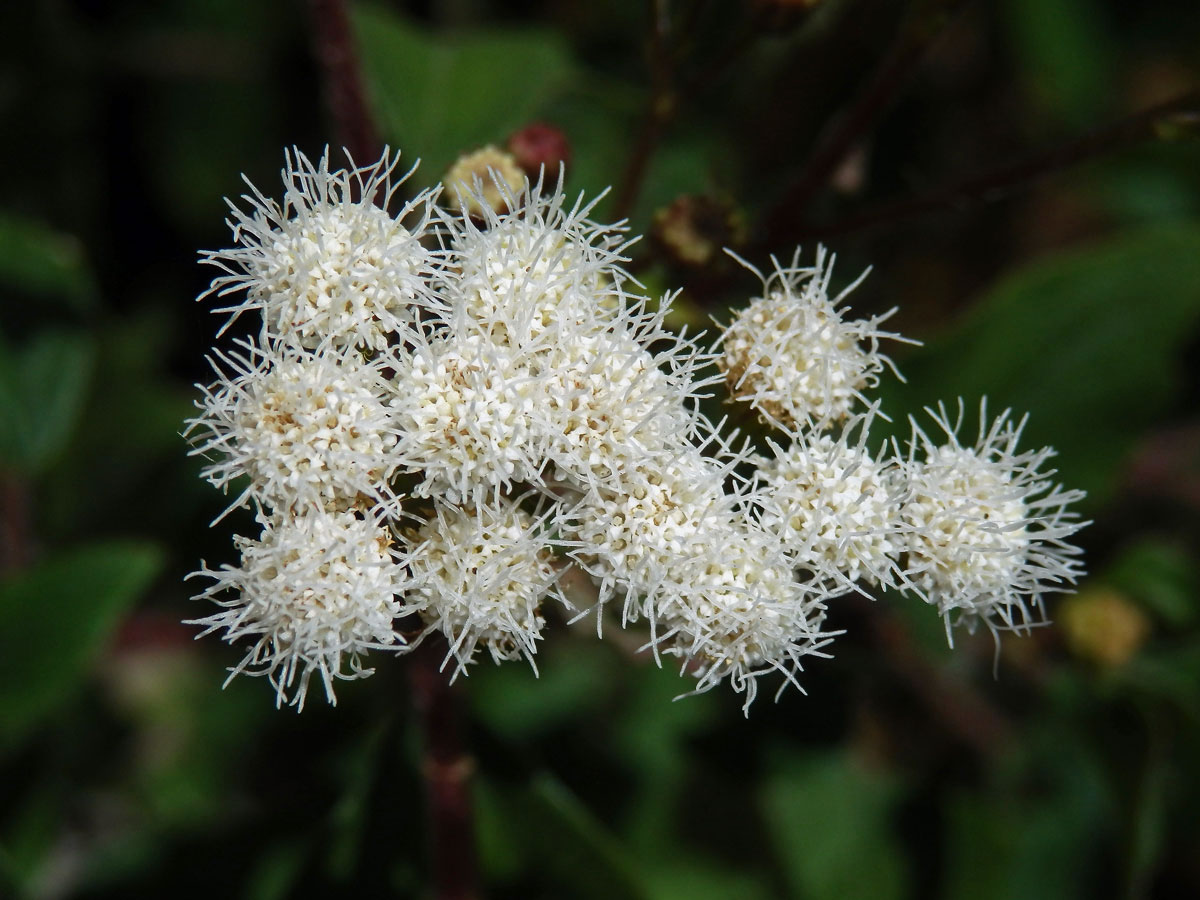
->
[613,0,676,220]
[308,0,382,165]
[0,470,32,573]
[410,639,480,900]
[765,0,968,236]
[305,4,479,895]
[785,90,1200,242]
[846,593,1012,756]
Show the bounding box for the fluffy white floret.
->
[187,339,403,516]
[718,246,909,429]
[899,400,1088,641]
[438,172,632,346]
[568,450,731,619]
[755,411,905,591]
[543,325,716,489]
[188,508,411,709]
[657,523,834,713]
[391,333,553,504]
[406,496,567,675]
[202,147,440,351]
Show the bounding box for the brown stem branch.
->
[613,0,676,220]
[0,470,33,574]
[410,640,480,900]
[308,0,382,165]
[846,594,1013,756]
[784,90,1200,242]
[766,0,968,236]
[307,4,476,896]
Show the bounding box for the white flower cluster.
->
[187,147,1087,712]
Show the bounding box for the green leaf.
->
[526,774,649,900]
[470,639,617,741]
[761,750,907,900]
[0,213,97,312]
[1115,641,1200,726]
[1004,0,1113,127]
[942,734,1113,900]
[1103,538,1199,628]
[353,6,577,179]
[0,330,96,474]
[243,842,309,900]
[880,225,1200,506]
[642,858,772,900]
[479,773,647,899]
[0,540,163,752]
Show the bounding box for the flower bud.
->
[1060,587,1150,667]
[507,121,572,178]
[444,145,526,218]
[652,194,746,269]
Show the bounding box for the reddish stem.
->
[0,470,32,573]
[410,640,480,900]
[613,0,675,220]
[766,0,968,238]
[847,594,1013,756]
[306,4,478,896]
[308,0,383,165]
[787,90,1200,242]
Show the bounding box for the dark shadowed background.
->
[2,0,1199,897]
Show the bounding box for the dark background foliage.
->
[2,0,1199,897]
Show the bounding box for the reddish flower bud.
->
[506,122,572,178]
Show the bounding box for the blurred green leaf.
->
[762,750,907,900]
[476,777,526,882]
[0,540,163,752]
[481,773,647,899]
[612,662,719,779]
[1115,641,1200,726]
[470,640,617,741]
[642,858,772,900]
[942,731,1113,900]
[0,213,96,311]
[609,662,720,852]
[0,330,95,474]
[243,841,308,900]
[526,773,648,900]
[880,225,1200,505]
[354,5,577,180]
[1104,538,1199,628]
[326,721,390,881]
[1004,0,1113,127]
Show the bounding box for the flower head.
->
[718,246,908,430]
[406,496,567,675]
[755,410,905,591]
[188,508,410,709]
[899,400,1088,640]
[658,523,834,712]
[187,338,403,516]
[202,147,440,351]
[438,171,632,346]
[391,332,553,505]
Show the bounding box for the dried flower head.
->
[443,145,527,218]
